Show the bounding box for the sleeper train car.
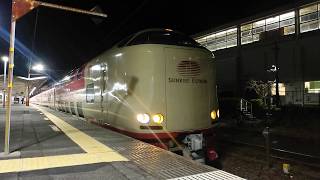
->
[31,29,219,163]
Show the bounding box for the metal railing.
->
[240,98,253,115]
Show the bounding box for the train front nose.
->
[164,47,216,132]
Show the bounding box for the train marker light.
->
[137,113,150,124]
[210,110,216,120]
[152,114,164,124]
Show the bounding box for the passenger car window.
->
[147,31,201,47]
[86,83,94,103]
[89,64,101,79]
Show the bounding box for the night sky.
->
[0,0,303,81]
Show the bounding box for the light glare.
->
[62,75,70,81]
[115,53,122,57]
[137,113,150,124]
[217,109,220,118]
[1,56,8,62]
[32,64,44,71]
[91,64,101,71]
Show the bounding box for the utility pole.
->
[274,42,280,107]
[4,17,16,154]
[25,60,31,106]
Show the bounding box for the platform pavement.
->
[0,104,243,180]
[0,105,85,159]
[0,105,155,179]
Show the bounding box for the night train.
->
[31,29,219,163]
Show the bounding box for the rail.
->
[221,139,320,168]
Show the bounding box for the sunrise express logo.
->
[176,61,200,78]
[168,60,207,84]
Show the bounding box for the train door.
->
[91,63,108,123]
[100,63,107,114]
[85,64,101,120]
[103,61,121,126]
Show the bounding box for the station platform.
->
[0,104,244,180]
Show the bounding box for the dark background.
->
[0,0,302,80]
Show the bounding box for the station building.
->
[193,0,320,106]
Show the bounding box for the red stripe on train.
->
[88,118,214,140]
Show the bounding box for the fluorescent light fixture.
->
[32,64,44,71]
[17,76,47,81]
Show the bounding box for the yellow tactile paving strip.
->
[0,152,126,174]
[0,105,128,174]
[40,107,115,153]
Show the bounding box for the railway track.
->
[220,139,320,169]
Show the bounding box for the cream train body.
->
[31,29,219,160]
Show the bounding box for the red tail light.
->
[207,148,218,161]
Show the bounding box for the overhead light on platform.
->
[17,76,47,81]
[1,56,8,62]
[32,64,44,71]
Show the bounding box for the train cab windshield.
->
[118,29,203,48]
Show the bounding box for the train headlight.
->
[210,110,217,120]
[137,113,150,124]
[217,109,220,118]
[152,114,164,124]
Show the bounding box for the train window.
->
[127,33,148,46]
[117,34,134,47]
[86,83,95,103]
[127,30,202,48]
[89,64,101,80]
